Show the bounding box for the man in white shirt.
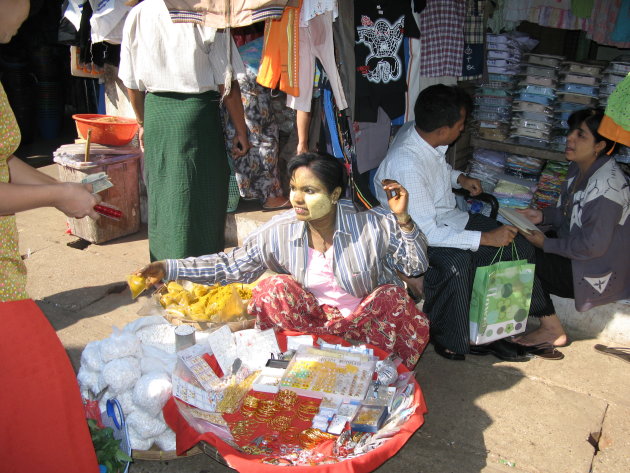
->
[375,85,554,361]
[119,0,250,261]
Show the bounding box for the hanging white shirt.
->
[374,121,482,251]
[299,0,338,26]
[118,0,244,93]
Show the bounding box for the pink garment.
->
[286,10,348,112]
[305,247,361,318]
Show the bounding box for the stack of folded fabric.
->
[510,53,563,149]
[551,61,605,152]
[492,179,535,209]
[599,56,630,109]
[504,154,545,181]
[467,148,507,192]
[532,160,570,209]
[474,33,537,142]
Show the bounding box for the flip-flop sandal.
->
[594,344,630,364]
[521,342,565,360]
[508,336,572,349]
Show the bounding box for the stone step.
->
[224,200,286,248]
[225,201,630,345]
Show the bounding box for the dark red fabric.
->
[163,331,427,473]
[249,275,430,369]
[0,299,100,473]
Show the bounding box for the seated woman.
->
[515,108,630,347]
[138,153,430,368]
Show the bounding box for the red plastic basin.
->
[72,114,138,146]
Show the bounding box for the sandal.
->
[594,344,630,364]
[520,342,564,360]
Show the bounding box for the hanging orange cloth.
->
[256,0,301,96]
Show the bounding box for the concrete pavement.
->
[18,165,630,473]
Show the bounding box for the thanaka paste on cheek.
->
[304,193,334,220]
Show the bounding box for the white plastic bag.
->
[100,328,141,363]
[100,357,141,395]
[132,372,172,417]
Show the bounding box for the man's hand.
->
[138,125,145,152]
[480,225,518,247]
[381,179,409,218]
[520,229,546,249]
[458,174,482,196]
[516,208,543,225]
[136,261,167,287]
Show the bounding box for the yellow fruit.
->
[192,284,210,298]
[127,274,148,299]
[159,292,177,307]
[167,281,184,294]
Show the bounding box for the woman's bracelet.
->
[396,214,414,232]
[395,213,411,225]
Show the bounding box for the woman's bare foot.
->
[512,314,568,347]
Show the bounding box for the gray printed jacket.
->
[543,157,630,311]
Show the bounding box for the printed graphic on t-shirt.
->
[584,273,612,294]
[356,15,404,84]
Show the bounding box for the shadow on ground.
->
[36,282,135,329]
[373,357,523,473]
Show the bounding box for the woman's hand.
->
[232,132,250,158]
[136,261,167,286]
[521,229,546,249]
[516,208,543,225]
[55,183,102,219]
[381,179,409,219]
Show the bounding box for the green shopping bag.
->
[469,244,534,345]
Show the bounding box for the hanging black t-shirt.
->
[354,0,420,122]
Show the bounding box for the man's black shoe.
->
[470,339,530,362]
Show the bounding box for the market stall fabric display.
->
[532,160,570,209]
[510,53,563,149]
[474,32,537,142]
[467,148,508,192]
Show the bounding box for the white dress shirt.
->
[374,121,482,251]
[118,0,244,93]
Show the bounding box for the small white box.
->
[251,367,285,394]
